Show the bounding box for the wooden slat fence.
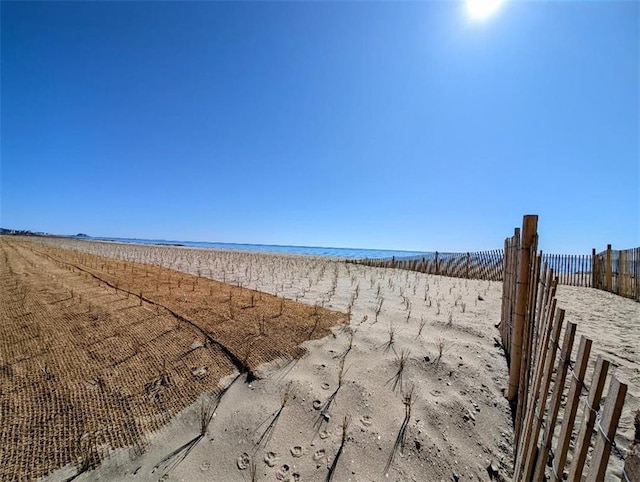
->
[501,215,631,481]
[539,247,640,300]
[349,249,504,281]
[593,245,640,302]
[540,253,593,287]
[354,247,639,302]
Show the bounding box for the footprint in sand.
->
[290,445,305,458]
[199,461,211,472]
[321,382,330,390]
[360,415,373,427]
[236,453,250,470]
[264,451,278,467]
[313,449,326,461]
[319,430,328,439]
[275,464,291,480]
[312,399,323,410]
[291,473,301,482]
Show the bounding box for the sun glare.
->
[466,0,504,20]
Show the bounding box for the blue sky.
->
[1,1,638,253]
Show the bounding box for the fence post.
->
[605,244,612,291]
[507,215,538,402]
[591,248,596,288]
[466,252,470,279]
[620,249,629,297]
[435,251,439,275]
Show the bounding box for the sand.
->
[23,238,637,482]
[554,285,640,462]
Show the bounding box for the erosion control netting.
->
[0,240,346,480]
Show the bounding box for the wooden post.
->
[621,250,629,297]
[532,269,555,374]
[508,228,520,356]
[526,249,541,367]
[636,247,640,301]
[605,244,612,292]
[501,242,509,328]
[567,355,611,481]
[515,247,540,447]
[534,262,548,350]
[591,248,597,289]
[585,377,628,481]
[552,335,592,480]
[435,251,439,275]
[466,252,470,279]
[507,215,538,402]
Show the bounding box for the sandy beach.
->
[1,237,637,481]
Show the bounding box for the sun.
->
[466,0,504,20]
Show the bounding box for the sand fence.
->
[351,239,639,303]
[502,215,637,481]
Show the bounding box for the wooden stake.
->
[466,252,470,280]
[567,355,610,481]
[534,261,548,352]
[514,247,540,445]
[508,215,538,402]
[585,377,628,482]
[605,244,612,292]
[551,335,592,480]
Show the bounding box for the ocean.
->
[86,236,432,260]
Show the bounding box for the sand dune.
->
[14,238,635,481]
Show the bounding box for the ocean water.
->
[86,236,432,260]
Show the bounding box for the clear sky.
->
[1,1,638,254]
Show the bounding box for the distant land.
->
[0,228,50,236]
[0,228,90,238]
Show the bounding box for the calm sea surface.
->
[88,236,432,260]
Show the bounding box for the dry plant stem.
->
[384,386,414,475]
[199,396,219,436]
[254,386,290,451]
[249,457,257,482]
[317,359,348,428]
[336,330,356,360]
[435,339,446,366]
[326,415,351,482]
[306,319,320,341]
[373,297,384,324]
[381,324,396,354]
[71,437,100,480]
[386,350,410,393]
[152,375,238,477]
[416,317,427,339]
